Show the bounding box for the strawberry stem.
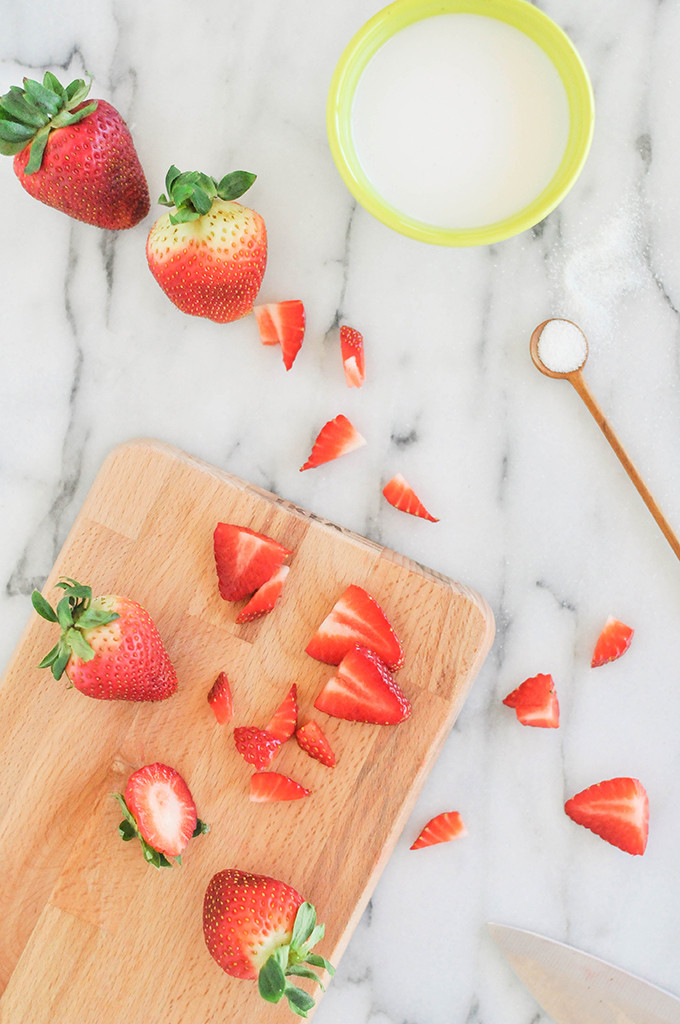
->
[31,578,119,680]
[0,73,97,169]
[157,166,257,225]
[257,901,335,1017]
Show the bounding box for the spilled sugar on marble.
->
[538,319,588,373]
[351,13,570,228]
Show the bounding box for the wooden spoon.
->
[530,318,680,561]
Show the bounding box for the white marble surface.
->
[2,0,680,1021]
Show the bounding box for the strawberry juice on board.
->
[350,13,570,228]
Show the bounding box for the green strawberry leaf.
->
[32,590,57,622]
[56,597,75,630]
[285,964,325,990]
[56,101,97,128]
[216,170,256,201]
[164,164,182,195]
[57,579,92,601]
[23,129,50,173]
[37,643,61,669]
[64,77,91,105]
[118,819,138,842]
[42,72,65,98]
[75,607,119,629]
[305,953,335,976]
[272,945,289,972]
[65,626,95,661]
[23,77,63,116]
[291,902,317,949]
[0,118,35,143]
[52,647,71,680]
[192,819,210,837]
[284,984,315,1017]
[258,957,287,1004]
[1,87,48,127]
[168,206,200,225]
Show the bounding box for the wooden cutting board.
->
[0,438,494,1024]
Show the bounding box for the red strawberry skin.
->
[235,565,289,624]
[124,763,198,858]
[502,673,559,728]
[250,772,311,802]
[208,671,233,724]
[214,524,291,602]
[306,584,403,670]
[146,199,266,322]
[14,100,149,229]
[314,645,411,724]
[300,414,366,471]
[233,726,281,770]
[296,720,336,767]
[203,869,305,980]
[565,777,649,855]
[410,811,467,849]
[254,300,305,370]
[591,617,634,667]
[265,684,298,742]
[382,474,439,522]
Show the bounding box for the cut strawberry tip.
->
[253,300,306,371]
[410,811,467,849]
[300,414,366,471]
[591,616,634,667]
[382,473,439,522]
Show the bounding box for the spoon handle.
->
[569,369,680,561]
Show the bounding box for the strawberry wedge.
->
[253,300,305,370]
[314,645,411,724]
[300,414,366,471]
[236,565,289,623]
[564,777,649,855]
[340,326,365,388]
[410,811,467,849]
[250,772,311,802]
[214,524,291,602]
[296,720,336,767]
[265,684,298,742]
[383,474,439,522]
[591,617,634,667]
[502,673,559,728]
[306,583,403,670]
[234,726,281,770]
[208,671,233,724]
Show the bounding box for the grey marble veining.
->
[2,0,680,1021]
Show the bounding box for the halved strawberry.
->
[236,565,289,624]
[296,720,336,767]
[253,300,305,371]
[265,684,298,742]
[306,583,403,670]
[208,671,233,724]
[300,414,366,471]
[214,524,291,602]
[410,811,467,849]
[564,777,649,855]
[114,762,209,868]
[502,673,559,728]
[234,726,281,770]
[314,645,411,724]
[340,325,365,388]
[383,473,439,522]
[591,617,634,667]
[250,772,311,802]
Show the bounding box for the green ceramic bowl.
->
[327,0,594,246]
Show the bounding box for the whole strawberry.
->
[146,166,267,322]
[203,868,334,1017]
[32,578,177,701]
[0,72,149,228]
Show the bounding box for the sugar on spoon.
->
[530,317,680,561]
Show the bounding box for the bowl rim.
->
[326,0,595,247]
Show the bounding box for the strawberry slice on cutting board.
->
[213,524,291,602]
[265,684,298,742]
[235,565,290,623]
[306,583,403,670]
[234,726,282,770]
[564,776,649,855]
[250,772,311,802]
[207,671,233,724]
[591,617,634,667]
[254,299,305,370]
[314,645,411,724]
[296,720,336,767]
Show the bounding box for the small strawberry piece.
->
[300,414,366,471]
[306,583,403,670]
[314,645,411,725]
[591,617,634,667]
[236,565,290,624]
[214,523,291,602]
[234,726,281,770]
[32,579,177,702]
[502,673,559,728]
[203,869,334,1015]
[114,762,208,868]
[565,777,649,855]
[250,772,311,802]
[208,671,233,724]
[296,720,336,767]
[340,326,365,388]
[383,473,439,522]
[254,300,306,370]
[146,167,266,323]
[265,684,298,742]
[410,811,467,850]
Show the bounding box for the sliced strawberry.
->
[340,325,365,388]
[265,684,298,742]
[235,565,289,624]
[296,720,336,767]
[214,524,291,602]
[564,777,649,855]
[383,473,439,522]
[233,726,281,770]
[120,763,204,862]
[250,772,311,802]
[300,414,366,471]
[314,645,411,725]
[591,617,634,667]
[410,811,467,849]
[253,300,305,370]
[208,671,233,724]
[306,583,403,670]
[502,673,559,728]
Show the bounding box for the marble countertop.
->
[2,0,680,1020]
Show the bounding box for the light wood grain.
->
[0,438,494,1023]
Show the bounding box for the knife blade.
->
[488,922,680,1024]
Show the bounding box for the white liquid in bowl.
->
[351,14,571,228]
